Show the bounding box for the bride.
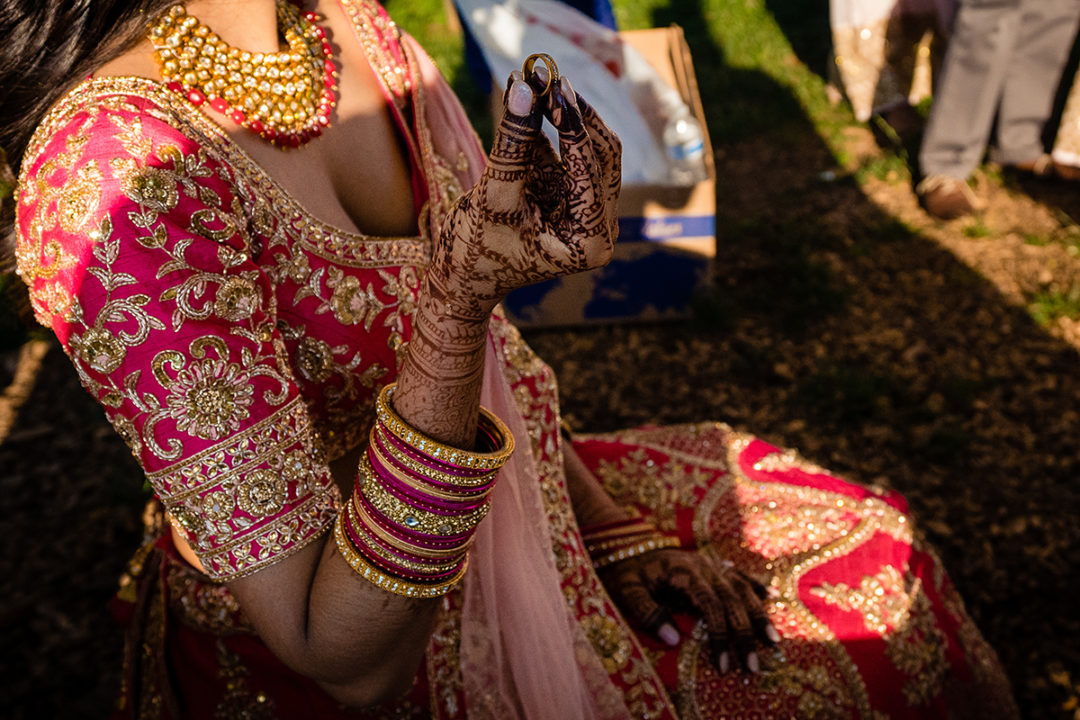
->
[2,0,1017,716]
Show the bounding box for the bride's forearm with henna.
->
[392,280,490,449]
[564,442,633,528]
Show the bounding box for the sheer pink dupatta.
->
[406,36,631,720]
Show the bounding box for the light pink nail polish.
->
[766,624,781,643]
[658,624,679,646]
[511,70,523,83]
[719,651,730,674]
[507,80,533,116]
[560,76,577,107]
[533,64,550,84]
[747,652,760,673]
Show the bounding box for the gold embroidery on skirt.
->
[810,567,948,704]
[214,640,279,720]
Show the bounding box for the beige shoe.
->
[916,175,981,220]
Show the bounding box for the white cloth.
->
[454,0,693,185]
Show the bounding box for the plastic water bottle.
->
[659,93,707,185]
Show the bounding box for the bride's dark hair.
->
[0,0,175,310]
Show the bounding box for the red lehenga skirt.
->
[113,424,1018,719]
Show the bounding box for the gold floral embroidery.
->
[151,399,339,581]
[582,614,633,674]
[157,350,257,442]
[675,616,879,720]
[56,158,103,232]
[77,326,127,374]
[202,489,235,522]
[294,336,335,383]
[592,446,715,532]
[119,162,180,214]
[214,276,260,322]
[281,449,313,485]
[810,565,912,636]
[886,587,948,706]
[214,640,280,720]
[237,468,287,518]
[810,564,949,704]
[66,214,168,374]
[328,272,379,327]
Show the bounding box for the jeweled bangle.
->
[591,534,682,571]
[351,492,473,559]
[373,425,497,490]
[376,383,514,472]
[334,511,469,598]
[358,455,490,537]
[585,531,671,555]
[369,435,494,502]
[343,499,465,576]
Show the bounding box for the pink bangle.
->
[333,382,514,597]
[334,512,469,599]
[375,383,514,472]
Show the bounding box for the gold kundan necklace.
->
[149,0,338,147]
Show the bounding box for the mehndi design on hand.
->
[599,548,777,673]
[424,64,622,323]
[395,61,621,445]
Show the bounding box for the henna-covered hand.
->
[394,68,620,445]
[424,70,622,322]
[599,548,780,673]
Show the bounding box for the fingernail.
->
[511,70,523,83]
[765,624,781,643]
[719,651,730,674]
[533,63,550,84]
[658,624,679,646]
[507,80,533,117]
[560,76,577,107]
[747,652,760,673]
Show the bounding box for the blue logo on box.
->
[618,215,715,243]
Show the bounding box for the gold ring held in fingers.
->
[523,53,559,96]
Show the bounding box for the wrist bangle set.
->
[581,512,680,571]
[335,383,514,598]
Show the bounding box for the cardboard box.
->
[503,25,716,327]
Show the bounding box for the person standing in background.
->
[917,0,1080,219]
[830,0,955,141]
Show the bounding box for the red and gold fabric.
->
[15,0,1017,718]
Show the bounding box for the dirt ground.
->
[2,123,1079,718]
[526,128,1080,719]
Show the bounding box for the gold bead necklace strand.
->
[149,0,338,148]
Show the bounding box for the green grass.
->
[962,220,992,239]
[854,153,910,185]
[388,0,851,151]
[1028,287,1080,326]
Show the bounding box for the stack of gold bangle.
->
[335,383,513,598]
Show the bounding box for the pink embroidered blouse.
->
[13,6,462,582]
